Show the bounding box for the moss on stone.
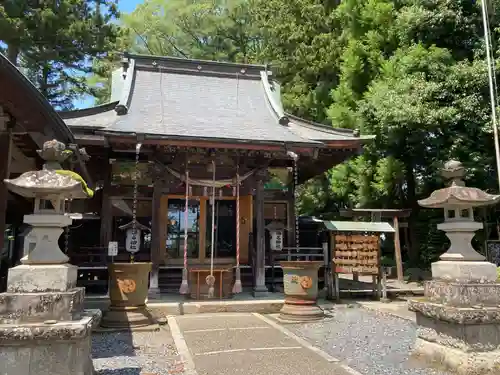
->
[55,170,94,198]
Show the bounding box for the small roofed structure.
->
[340,208,410,281]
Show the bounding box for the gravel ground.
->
[91,328,184,375]
[283,305,449,375]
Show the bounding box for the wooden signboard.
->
[333,234,380,275]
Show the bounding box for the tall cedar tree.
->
[0,0,119,109]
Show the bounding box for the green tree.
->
[0,0,120,109]
[252,0,343,121]
[90,0,260,104]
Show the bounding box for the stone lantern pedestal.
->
[408,160,500,374]
[0,140,100,375]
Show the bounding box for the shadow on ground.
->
[92,332,136,359]
[96,368,141,375]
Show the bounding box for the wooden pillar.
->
[393,215,404,282]
[0,126,12,252]
[149,175,163,296]
[99,157,113,248]
[253,171,268,296]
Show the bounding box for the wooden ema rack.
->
[333,234,380,275]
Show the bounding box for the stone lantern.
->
[0,140,99,375]
[408,160,500,374]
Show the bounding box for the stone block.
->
[0,288,85,323]
[0,310,101,375]
[7,264,77,292]
[413,338,500,375]
[431,260,497,283]
[425,280,500,307]
[415,312,500,351]
[409,299,500,325]
[0,347,31,375]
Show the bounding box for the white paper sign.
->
[108,241,118,256]
[270,230,284,251]
[125,228,141,253]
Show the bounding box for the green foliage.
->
[85,0,500,267]
[0,0,120,109]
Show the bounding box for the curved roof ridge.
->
[59,101,119,119]
[259,71,321,145]
[286,112,356,136]
[115,58,136,115]
[126,52,268,70]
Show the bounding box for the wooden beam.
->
[28,131,47,148]
[393,215,404,282]
[107,136,317,153]
[0,129,12,252]
[10,143,35,172]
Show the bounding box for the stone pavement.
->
[168,312,362,375]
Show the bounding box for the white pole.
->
[481,0,500,191]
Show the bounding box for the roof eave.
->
[59,101,119,119]
[0,53,75,144]
[98,130,322,149]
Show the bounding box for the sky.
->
[73,0,143,109]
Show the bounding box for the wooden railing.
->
[272,246,326,263]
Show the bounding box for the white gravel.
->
[92,329,184,375]
[284,305,449,375]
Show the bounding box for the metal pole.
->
[481,0,500,191]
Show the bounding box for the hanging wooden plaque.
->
[333,234,380,275]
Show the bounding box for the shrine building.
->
[1,52,372,296]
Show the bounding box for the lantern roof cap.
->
[118,221,151,232]
[418,160,500,209]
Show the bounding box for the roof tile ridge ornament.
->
[115,53,136,116]
[259,69,289,126]
[286,112,362,138]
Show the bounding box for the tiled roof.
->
[60,53,369,146]
[60,101,119,129]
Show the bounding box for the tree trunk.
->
[39,65,50,99]
[6,45,19,66]
[405,160,420,266]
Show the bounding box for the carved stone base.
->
[409,300,500,375]
[0,288,85,323]
[413,338,500,375]
[425,280,500,307]
[431,260,497,283]
[0,309,101,375]
[7,264,78,293]
[252,285,269,298]
[279,302,324,322]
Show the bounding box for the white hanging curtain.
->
[166,166,255,187]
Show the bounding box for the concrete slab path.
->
[168,312,362,375]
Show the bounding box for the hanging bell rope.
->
[294,156,300,250]
[131,142,142,263]
[206,160,216,298]
[179,167,190,294]
[232,164,242,294]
